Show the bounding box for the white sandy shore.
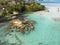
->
[32,11,60,22]
[33,11,60,20]
[33,3,60,21]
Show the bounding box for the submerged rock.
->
[9,18,36,34]
[53,18,60,22]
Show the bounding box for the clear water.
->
[41,3,60,6]
[0,12,60,45]
[41,3,60,10]
[41,3,60,12]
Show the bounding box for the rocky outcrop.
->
[9,19,36,34]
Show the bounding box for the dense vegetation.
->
[0,0,45,17]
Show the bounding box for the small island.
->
[0,0,45,34]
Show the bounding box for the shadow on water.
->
[0,13,28,23]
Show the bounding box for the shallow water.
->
[0,12,60,45]
[41,3,60,12]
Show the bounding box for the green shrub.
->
[23,2,45,12]
[0,1,45,16]
[14,4,22,12]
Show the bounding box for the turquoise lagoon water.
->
[41,2,60,6]
[0,12,60,45]
[41,3,60,11]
